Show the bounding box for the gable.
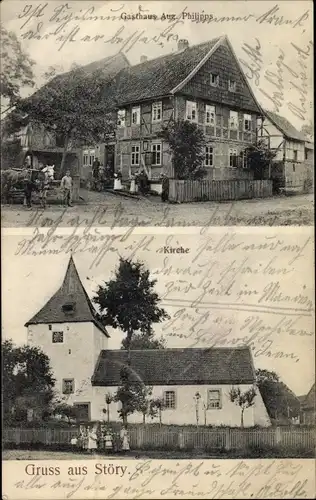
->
[180,39,261,113]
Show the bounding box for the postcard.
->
[0,0,314,227]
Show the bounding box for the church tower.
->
[25,256,109,420]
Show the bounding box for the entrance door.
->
[74,403,91,421]
[104,145,115,176]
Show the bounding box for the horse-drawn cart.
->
[1,168,61,205]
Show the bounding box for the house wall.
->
[115,97,174,181]
[91,384,270,427]
[27,322,108,407]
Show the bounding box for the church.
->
[25,256,271,427]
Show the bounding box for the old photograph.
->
[1,0,314,227]
[2,229,314,464]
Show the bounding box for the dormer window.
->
[228,79,236,92]
[132,107,140,125]
[210,73,219,87]
[186,101,197,122]
[117,109,126,127]
[62,302,76,314]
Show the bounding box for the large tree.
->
[244,140,277,180]
[2,339,55,423]
[10,65,117,175]
[93,258,169,424]
[0,25,35,112]
[256,369,300,422]
[160,119,207,180]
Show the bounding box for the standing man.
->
[60,170,73,207]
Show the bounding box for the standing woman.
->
[88,424,98,454]
[120,426,130,454]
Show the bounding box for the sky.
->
[2,228,314,396]
[1,0,314,129]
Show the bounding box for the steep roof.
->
[264,110,306,141]
[25,256,108,336]
[114,35,262,113]
[92,346,255,386]
[115,37,222,105]
[303,383,315,409]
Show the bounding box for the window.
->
[152,143,162,165]
[62,302,76,313]
[210,73,219,87]
[164,390,176,409]
[240,150,248,169]
[205,146,214,167]
[74,403,90,421]
[52,331,64,343]
[117,109,126,127]
[229,111,238,129]
[205,105,215,126]
[229,148,238,168]
[293,150,298,161]
[131,145,140,166]
[62,379,74,394]
[186,101,197,122]
[83,149,95,167]
[132,107,140,125]
[208,390,221,409]
[152,102,162,122]
[228,79,236,92]
[305,149,308,160]
[244,114,252,131]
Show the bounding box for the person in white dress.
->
[88,426,98,453]
[114,169,123,190]
[120,427,130,452]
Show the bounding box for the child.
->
[60,170,73,207]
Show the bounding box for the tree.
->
[11,66,117,175]
[229,386,256,427]
[149,397,165,426]
[0,25,35,112]
[93,258,169,356]
[52,402,79,424]
[2,339,55,423]
[159,119,207,180]
[93,257,169,425]
[121,332,166,350]
[301,120,314,141]
[256,369,300,422]
[244,140,277,180]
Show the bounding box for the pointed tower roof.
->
[25,256,108,337]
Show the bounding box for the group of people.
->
[70,424,130,454]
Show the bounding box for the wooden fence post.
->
[178,431,185,450]
[136,426,144,448]
[225,428,231,451]
[275,427,282,445]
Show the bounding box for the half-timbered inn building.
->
[112,35,263,192]
[25,256,271,427]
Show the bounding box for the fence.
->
[168,179,273,203]
[3,426,315,451]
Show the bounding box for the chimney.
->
[178,39,189,51]
[140,55,148,63]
